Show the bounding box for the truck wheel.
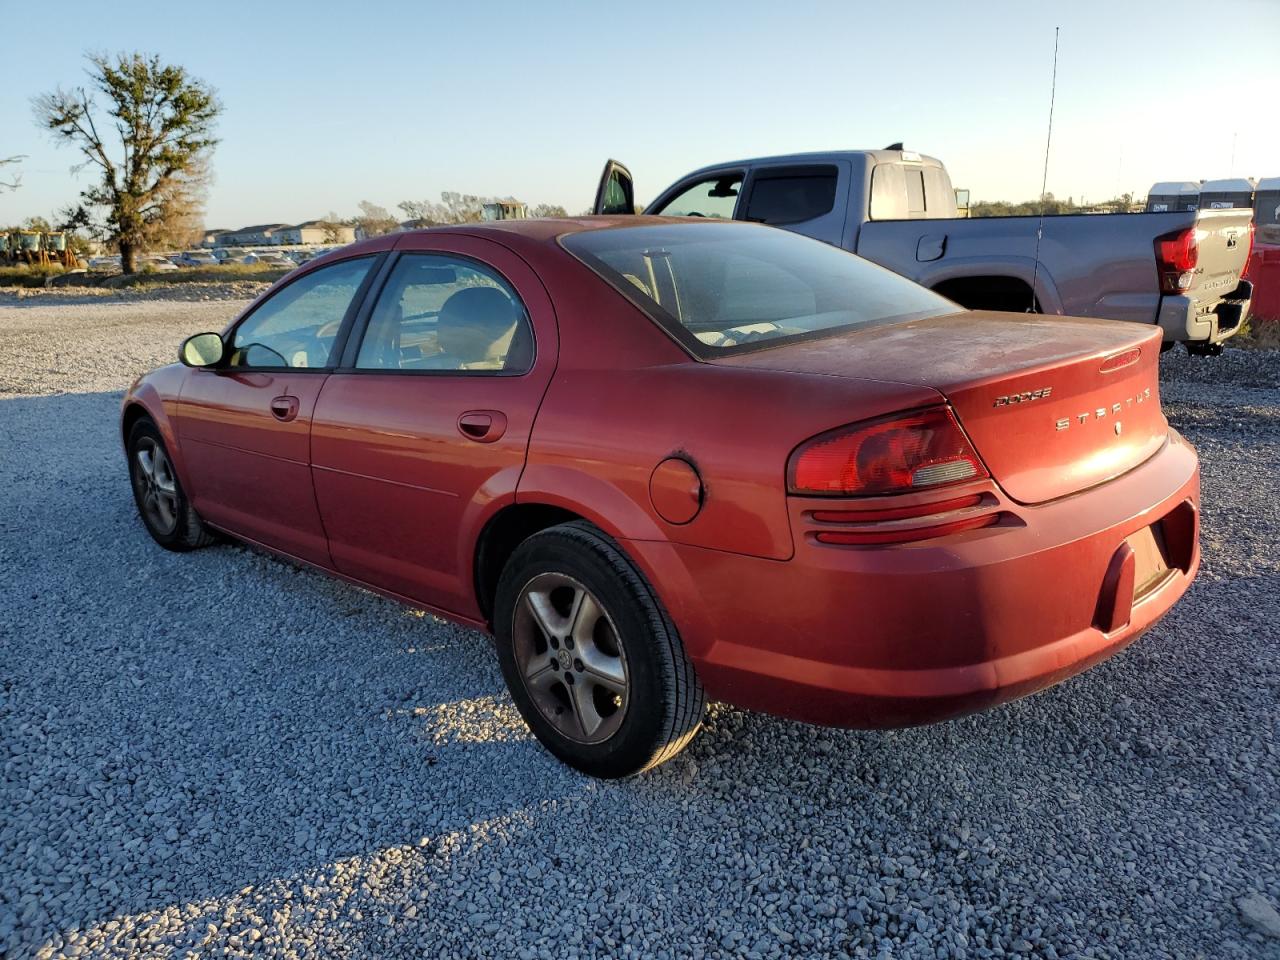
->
[493,521,706,778]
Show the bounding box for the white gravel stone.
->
[0,293,1277,959]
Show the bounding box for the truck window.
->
[869,163,955,220]
[905,169,926,215]
[650,175,743,219]
[868,164,906,220]
[744,167,838,225]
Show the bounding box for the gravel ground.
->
[1,295,1277,960]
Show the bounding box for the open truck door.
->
[594,160,636,215]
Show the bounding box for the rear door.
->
[738,162,849,245]
[309,234,559,618]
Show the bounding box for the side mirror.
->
[180,332,225,368]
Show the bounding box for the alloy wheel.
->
[132,438,179,536]
[512,572,629,744]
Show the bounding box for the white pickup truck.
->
[594,149,1255,355]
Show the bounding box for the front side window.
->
[562,222,954,357]
[744,168,838,225]
[650,175,743,219]
[355,254,533,373]
[230,257,373,368]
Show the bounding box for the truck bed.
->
[855,209,1254,339]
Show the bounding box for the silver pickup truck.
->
[593,150,1255,354]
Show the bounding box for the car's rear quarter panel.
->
[511,245,946,565]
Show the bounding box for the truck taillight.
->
[1154,226,1199,294]
[787,406,988,497]
[1242,221,1255,278]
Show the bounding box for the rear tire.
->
[127,418,216,551]
[494,521,706,777]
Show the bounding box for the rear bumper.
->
[1156,280,1253,344]
[624,430,1200,728]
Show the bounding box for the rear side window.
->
[355,254,533,373]
[744,167,838,225]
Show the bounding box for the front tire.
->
[494,521,706,777]
[127,418,216,551]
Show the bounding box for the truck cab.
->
[595,149,1255,352]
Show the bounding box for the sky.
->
[2,0,1278,230]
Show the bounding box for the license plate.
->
[1127,524,1173,600]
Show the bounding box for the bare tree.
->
[0,155,25,192]
[351,200,399,237]
[34,53,221,272]
[530,203,568,218]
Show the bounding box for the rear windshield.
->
[561,222,955,356]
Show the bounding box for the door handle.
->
[270,395,300,422]
[457,410,507,443]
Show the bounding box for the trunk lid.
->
[718,311,1168,504]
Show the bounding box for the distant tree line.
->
[347,196,569,238]
[970,192,1136,217]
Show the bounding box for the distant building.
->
[216,223,289,246]
[482,201,529,221]
[272,221,356,245]
[203,221,356,247]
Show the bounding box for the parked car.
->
[141,257,178,272]
[173,251,219,267]
[244,252,293,268]
[212,247,248,263]
[595,149,1256,355]
[122,219,1200,777]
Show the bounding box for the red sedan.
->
[121,218,1200,777]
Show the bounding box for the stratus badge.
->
[1055,387,1151,431]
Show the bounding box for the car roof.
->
[335,216,738,259]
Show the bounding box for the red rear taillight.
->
[1154,226,1199,294]
[787,406,988,497]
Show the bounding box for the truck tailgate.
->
[1170,209,1254,309]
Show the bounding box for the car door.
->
[738,162,848,244]
[593,159,635,215]
[309,235,558,618]
[175,255,382,564]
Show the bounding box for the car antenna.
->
[1030,26,1060,313]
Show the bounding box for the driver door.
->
[175,255,381,564]
[593,159,636,215]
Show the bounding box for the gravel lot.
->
[1,290,1277,959]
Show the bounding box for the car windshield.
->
[561,222,956,356]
